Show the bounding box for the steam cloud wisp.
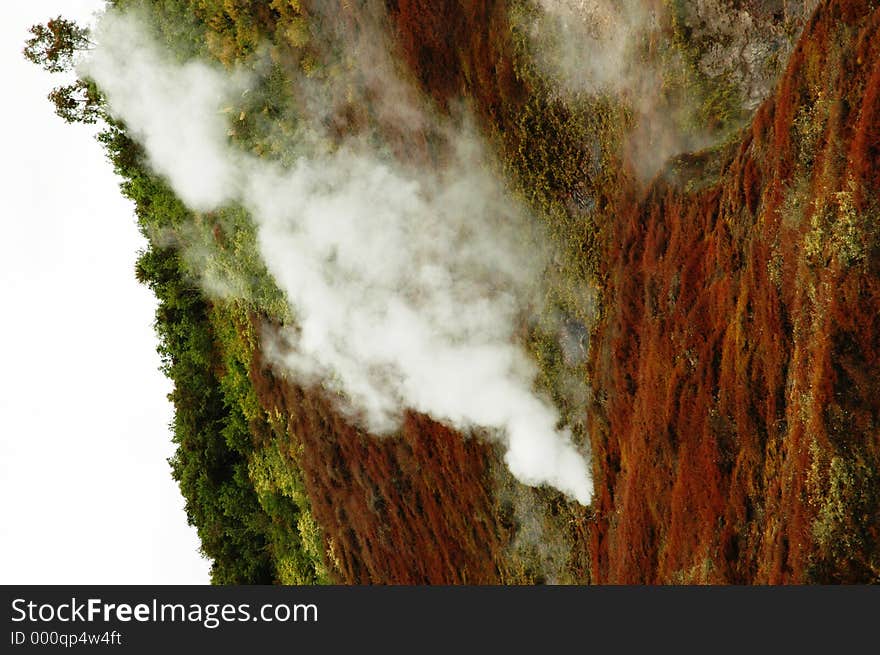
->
[84,11,593,504]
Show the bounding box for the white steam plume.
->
[533,0,660,96]
[530,0,694,178]
[83,12,593,503]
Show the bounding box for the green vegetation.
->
[807,439,880,582]
[100,114,329,583]
[21,0,332,583]
[663,0,757,139]
[134,242,274,583]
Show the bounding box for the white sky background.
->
[0,1,210,583]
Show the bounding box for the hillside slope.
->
[588,0,880,583]
[36,0,879,583]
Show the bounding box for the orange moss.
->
[248,338,508,584]
[587,1,880,583]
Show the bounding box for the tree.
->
[47,79,103,124]
[22,17,103,124]
[23,16,90,73]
